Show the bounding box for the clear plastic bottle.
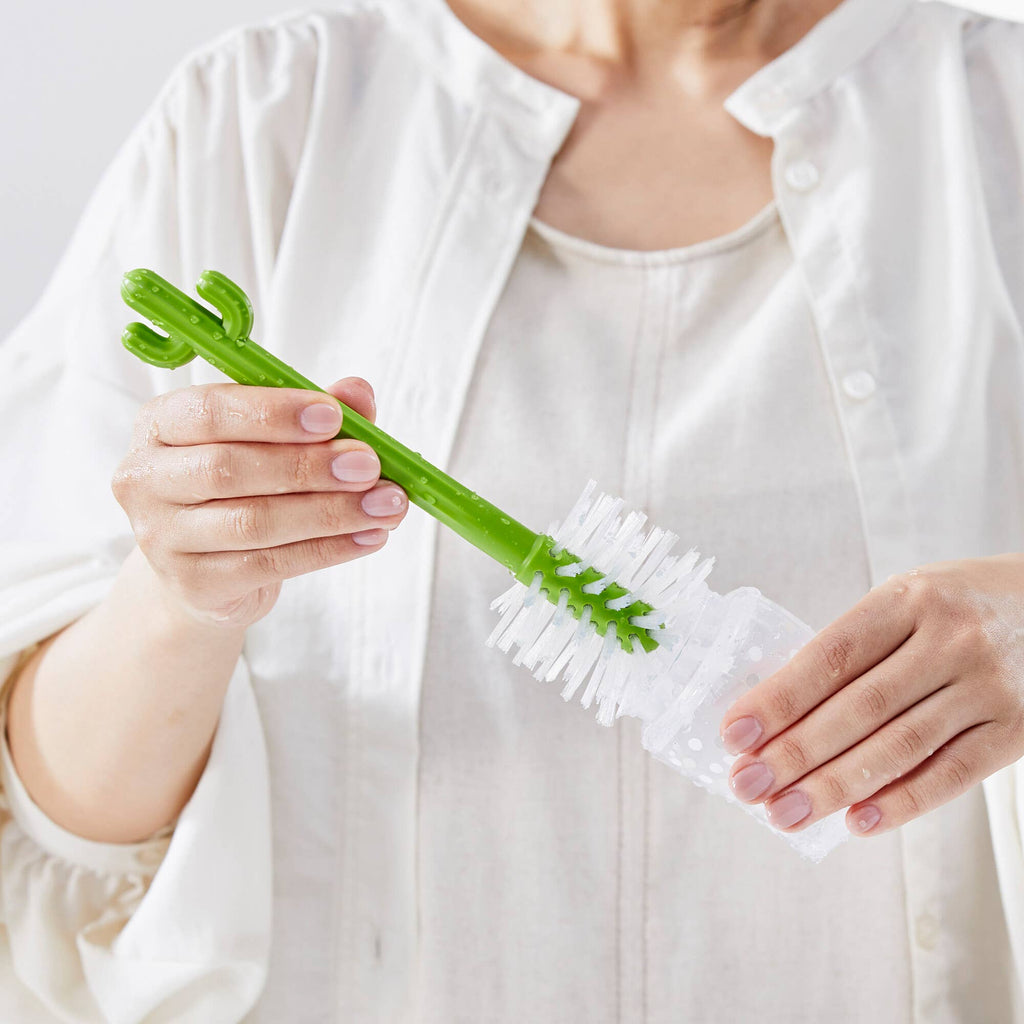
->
[637,583,850,861]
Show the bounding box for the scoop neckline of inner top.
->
[528,200,778,267]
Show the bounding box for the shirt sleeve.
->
[0,15,321,1021]
[0,659,270,1024]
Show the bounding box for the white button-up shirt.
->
[1,0,1023,1020]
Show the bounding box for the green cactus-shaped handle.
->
[120,268,661,653]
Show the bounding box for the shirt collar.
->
[381,0,580,160]
[724,0,916,136]
[385,0,915,152]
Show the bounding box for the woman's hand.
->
[112,377,407,629]
[718,556,1024,836]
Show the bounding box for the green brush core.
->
[120,268,660,654]
[518,535,657,654]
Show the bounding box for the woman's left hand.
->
[718,555,1024,836]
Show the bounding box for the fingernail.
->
[850,804,882,835]
[300,402,342,434]
[331,449,380,483]
[767,790,812,830]
[722,716,763,754]
[731,762,774,802]
[361,484,407,517]
[352,528,388,547]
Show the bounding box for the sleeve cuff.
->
[0,699,172,879]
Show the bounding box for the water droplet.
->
[150,286,160,293]
[275,378,284,386]
[423,495,437,505]
[212,331,223,340]
[688,738,703,752]
[234,338,245,348]
[189,315,200,324]
[500,517,510,525]
[419,476,428,485]
[258,373,267,382]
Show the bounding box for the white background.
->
[1,0,1021,338]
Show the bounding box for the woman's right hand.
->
[112,376,406,628]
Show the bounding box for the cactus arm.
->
[195,269,253,342]
[121,322,196,369]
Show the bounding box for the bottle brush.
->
[121,268,849,860]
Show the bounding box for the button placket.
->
[335,113,565,1018]
[773,132,916,584]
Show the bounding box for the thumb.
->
[326,376,377,424]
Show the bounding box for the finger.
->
[719,576,919,754]
[189,527,392,592]
[727,632,946,801]
[145,439,382,503]
[752,684,978,831]
[845,720,1008,836]
[145,384,344,446]
[326,376,376,424]
[171,485,408,552]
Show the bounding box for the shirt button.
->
[841,370,877,400]
[784,160,820,192]
[479,165,513,201]
[914,912,939,951]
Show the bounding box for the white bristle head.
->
[487,481,718,725]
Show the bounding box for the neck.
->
[447,0,840,92]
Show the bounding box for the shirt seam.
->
[617,265,650,1023]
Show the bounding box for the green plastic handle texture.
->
[120,268,658,653]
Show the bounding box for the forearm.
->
[4,546,246,843]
